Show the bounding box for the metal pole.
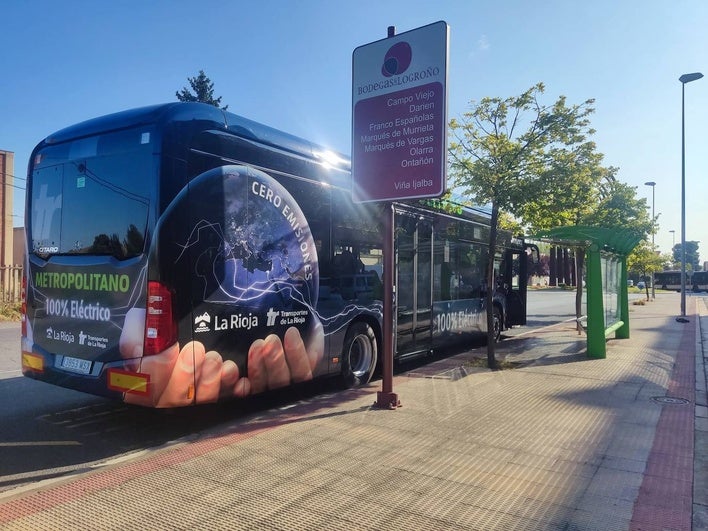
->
[645,181,656,299]
[375,24,400,409]
[651,184,655,299]
[677,72,703,316]
[680,82,686,317]
[375,202,400,409]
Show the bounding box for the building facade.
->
[0,150,21,302]
[0,150,13,268]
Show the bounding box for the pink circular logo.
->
[381,42,412,77]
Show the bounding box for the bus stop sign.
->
[352,21,449,203]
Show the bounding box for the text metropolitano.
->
[34,272,130,293]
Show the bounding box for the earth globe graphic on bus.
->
[185,165,319,324]
[152,164,323,376]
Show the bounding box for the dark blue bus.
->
[692,271,708,292]
[22,103,533,407]
[654,270,683,292]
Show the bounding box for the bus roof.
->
[37,102,494,224]
[40,102,351,172]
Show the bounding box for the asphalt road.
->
[518,287,580,328]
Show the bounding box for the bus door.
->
[395,214,434,357]
[503,243,538,327]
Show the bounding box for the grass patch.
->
[0,302,21,322]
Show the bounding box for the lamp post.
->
[645,181,656,299]
[679,72,703,317]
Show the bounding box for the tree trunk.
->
[485,202,499,370]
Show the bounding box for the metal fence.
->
[0,265,22,304]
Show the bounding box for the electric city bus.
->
[654,270,684,292]
[22,102,535,408]
[692,271,708,292]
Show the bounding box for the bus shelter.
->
[534,226,643,359]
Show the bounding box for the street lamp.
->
[645,181,656,299]
[669,229,675,248]
[679,72,703,317]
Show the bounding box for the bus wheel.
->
[340,321,378,388]
[493,307,502,342]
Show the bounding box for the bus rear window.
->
[30,128,154,260]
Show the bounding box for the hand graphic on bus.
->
[118,308,324,407]
[246,322,324,395]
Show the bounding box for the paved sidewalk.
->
[0,292,705,530]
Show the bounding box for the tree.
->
[577,168,650,319]
[583,174,651,233]
[176,70,229,110]
[448,83,595,369]
[672,241,700,271]
[659,252,674,271]
[627,240,664,300]
[519,142,604,231]
[570,172,650,319]
[498,211,524,236]
[519,135,608,332]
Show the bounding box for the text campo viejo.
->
[356,67,441,95]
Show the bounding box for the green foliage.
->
[176,70,229,110]
[672,241,700,271]
[520,142,606,232]
[0,302,21,321]
[448,83,596,367]
[448,83,596,218]
[583,174,651,237]
[417,196,464,216]
[498,211,524,236]
[658,252,674,270]
[627,240,664,280]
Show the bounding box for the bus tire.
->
[493,306,502,343]
[340,321,378,388]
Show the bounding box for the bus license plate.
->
[60,356,92,375]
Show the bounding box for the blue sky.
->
[1,0,706,259]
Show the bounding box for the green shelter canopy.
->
[532,225,643,359]
[533,226,643,257]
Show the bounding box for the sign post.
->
[352,22,449,409]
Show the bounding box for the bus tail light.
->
[21,275,27,337]
[143,281,177,356]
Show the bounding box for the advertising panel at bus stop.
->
[352,21,449,203]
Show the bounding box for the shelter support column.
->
[585,243,606,359]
